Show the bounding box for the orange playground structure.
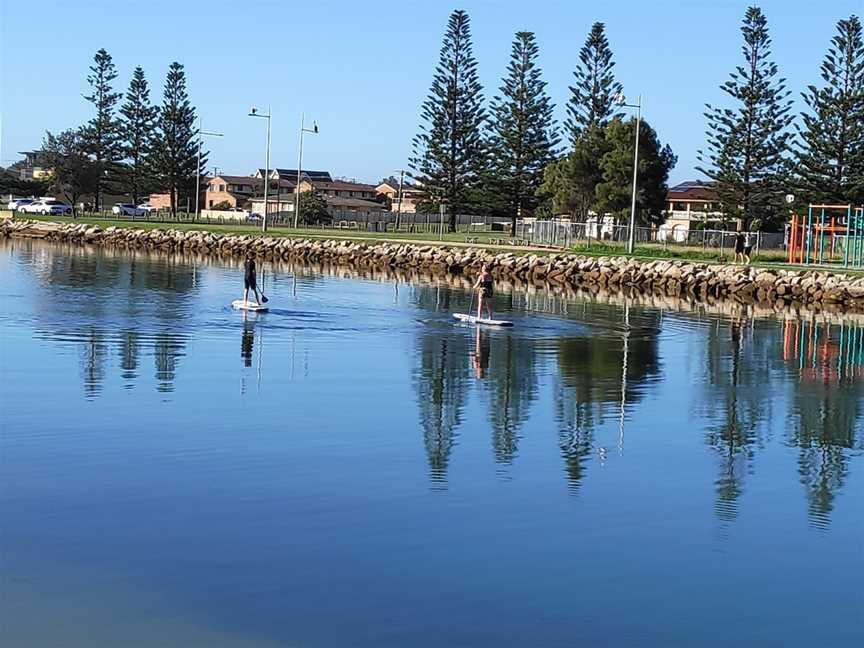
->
[787,204,864,267]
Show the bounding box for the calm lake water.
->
[1,238,862,647]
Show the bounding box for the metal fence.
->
[517,219,787,252]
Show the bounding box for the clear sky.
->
[1,0,860,185]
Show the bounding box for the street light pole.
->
[395,169,405,231]
[248,106,271,232]
[615,94,642,254]
[627,97,642,255]
[294,113,319,229]
[195,117,223,219]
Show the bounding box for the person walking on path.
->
[473,264,494,320]
[743,233,753,265]
[734,232,746,264]
[243,254,262,305]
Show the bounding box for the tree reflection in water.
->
[782,319,864,528]
[554,302,662,493]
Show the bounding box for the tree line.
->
[412,8,864,233]
[40,50,205,216]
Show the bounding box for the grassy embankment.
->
[6,212,824,270]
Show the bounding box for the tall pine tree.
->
[795,15,864,205]
[564,22,623,146]
[411,9,487,231]
[488,31,559,233]
[149,62,205,216]
[82,48,122,211]
[697,7,793,229]
[119,66,159,204]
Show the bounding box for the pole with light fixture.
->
[248,106,271,232]
[294,113,319,229]
[194,117,223,219]
[615,93,642,254]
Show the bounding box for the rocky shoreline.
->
[5,218,864,313]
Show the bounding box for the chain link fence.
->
[517,219,786,253]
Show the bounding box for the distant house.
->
[254,168,333,183]
[16,151,53,181]
[661,181,736,240]
[205,174,294,209]
[298,178,380,201]
[375,179,426,214]
[248,194,385,220]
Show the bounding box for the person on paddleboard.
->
[473,264,494,320]
[243,254,262,305]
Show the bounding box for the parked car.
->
[137,203,156,214]
[19,199,72,215]
[247,212,262,223]
[7,198,35,211]
[113,203,146,217]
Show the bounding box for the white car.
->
[137,203,156,215]
[113,203,146,217]
[19,199,72,215]
[7,198,35,211]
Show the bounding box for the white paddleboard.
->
[232,299,269,312]
[453,313,513,327]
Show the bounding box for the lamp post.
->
[394,169,406,230]
[294,113,319,229]
[195,117,223,219]
[248,106,271,232]
[615,93,642,255]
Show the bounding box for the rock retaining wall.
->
[5,219,864,313]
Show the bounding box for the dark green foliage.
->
[795,16,864,205]
[298,191,331,225]
[119,66,159,204]
[538,125,609,218]
[488,31,560,233]
[0,167,49,198]
[82,49,123,209]
[594,118,677,226]
[149,63,205,216]
[42,129,101,213]
[697,7,793,229]
[411,10,488,231]
[564,22,623,145]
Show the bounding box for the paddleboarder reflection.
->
[241,311,255,367]
[472,326,490,379]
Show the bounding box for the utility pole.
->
[247,106,271,232]
[395,169,405,230]
[194,117,223,218]
[615,93,642,255]
[294,113,319,229]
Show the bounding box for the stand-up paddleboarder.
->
[473,264,494,320]
[243,254,262,306]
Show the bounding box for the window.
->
[220,184,226,192]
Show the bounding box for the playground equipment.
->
[787,204,864,267]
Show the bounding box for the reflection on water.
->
[2,238,863,647]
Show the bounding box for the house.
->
[660,181,736,241]
[205,174,294,209]
[254,168,333,183]
[298,178,380,201]
[248,194,385,220]
[375,179,426,214]
[16,151,52,181]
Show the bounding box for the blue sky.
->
[1,0,860,185]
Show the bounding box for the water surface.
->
[1,239,862,647]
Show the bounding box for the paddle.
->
[260,267,269,303]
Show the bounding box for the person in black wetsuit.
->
[243,253,262,305]
[473,264,494,320]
